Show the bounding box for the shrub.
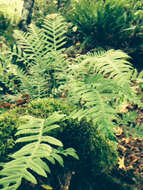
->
[65,0,143,55]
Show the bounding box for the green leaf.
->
[33,158,51,174]
[52,154,64,167]
[28,160,47,177]
[23,170,37,184]
[41,136,63,147]
[16,135,38,143]
[41,184,53,190]
[43,124,60,133]
[16,128,40,135]
[45,113,65,126]
[0,176,19,185]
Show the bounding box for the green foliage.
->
[0,14,68,98]
[13,15,67,98]
[58,118,118,174]
[0,110,21,160]
[76,50,134,85]
[26,98,118,173]
[118,111,143,138]
[0,48,19,95]
[0,14,12,42]
[62,50,143,141]
[0,97,119,189]
[33,0,71,26]
[65,0,143,54]
[0,0,23,45]
[26,98,118,177]
[0,0,23,25]
[0,10,142,189]
[33,0,58,26]
[0,112,78,190]
[27,97,74,117]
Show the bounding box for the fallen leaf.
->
[41,184,53,190]
[116,127,123,136]
[120,137,130,144]
[118,156,126,170]
[118,144,127,152]
[119,102,129,113]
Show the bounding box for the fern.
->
[66,0,143,54]
[68,75,118,140]
[0,112,78,190]
[43,14,67,51]
[80,50,134,85]
[64,49,143,140]
[13,15,67,66]
[10,15,68,99]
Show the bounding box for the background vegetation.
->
[0,0,143,190]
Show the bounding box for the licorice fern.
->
[68,75,119,141]
[43,14,67,51]
[80,50,134,85]
[65,50,143,140]
[13,15,67,66]
[10,15,68,98]
[0,112,78,190]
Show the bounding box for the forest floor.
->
[115,102,143,190]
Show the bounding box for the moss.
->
[27,98,75,117]
[57,118,118,176]
[0,110,21,160]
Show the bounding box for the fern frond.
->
[68,75,118,140]
[13,25,47,66]
[81,50,134,85]
[42,15,67,51]
[11,15,68,98]
[131,69,143,83]
[0,113,78,190]
[65,49,143,141]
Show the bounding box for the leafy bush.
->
[0,0,23,25]
[65,0,143,55]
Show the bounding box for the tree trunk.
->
[19,0,35,31]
